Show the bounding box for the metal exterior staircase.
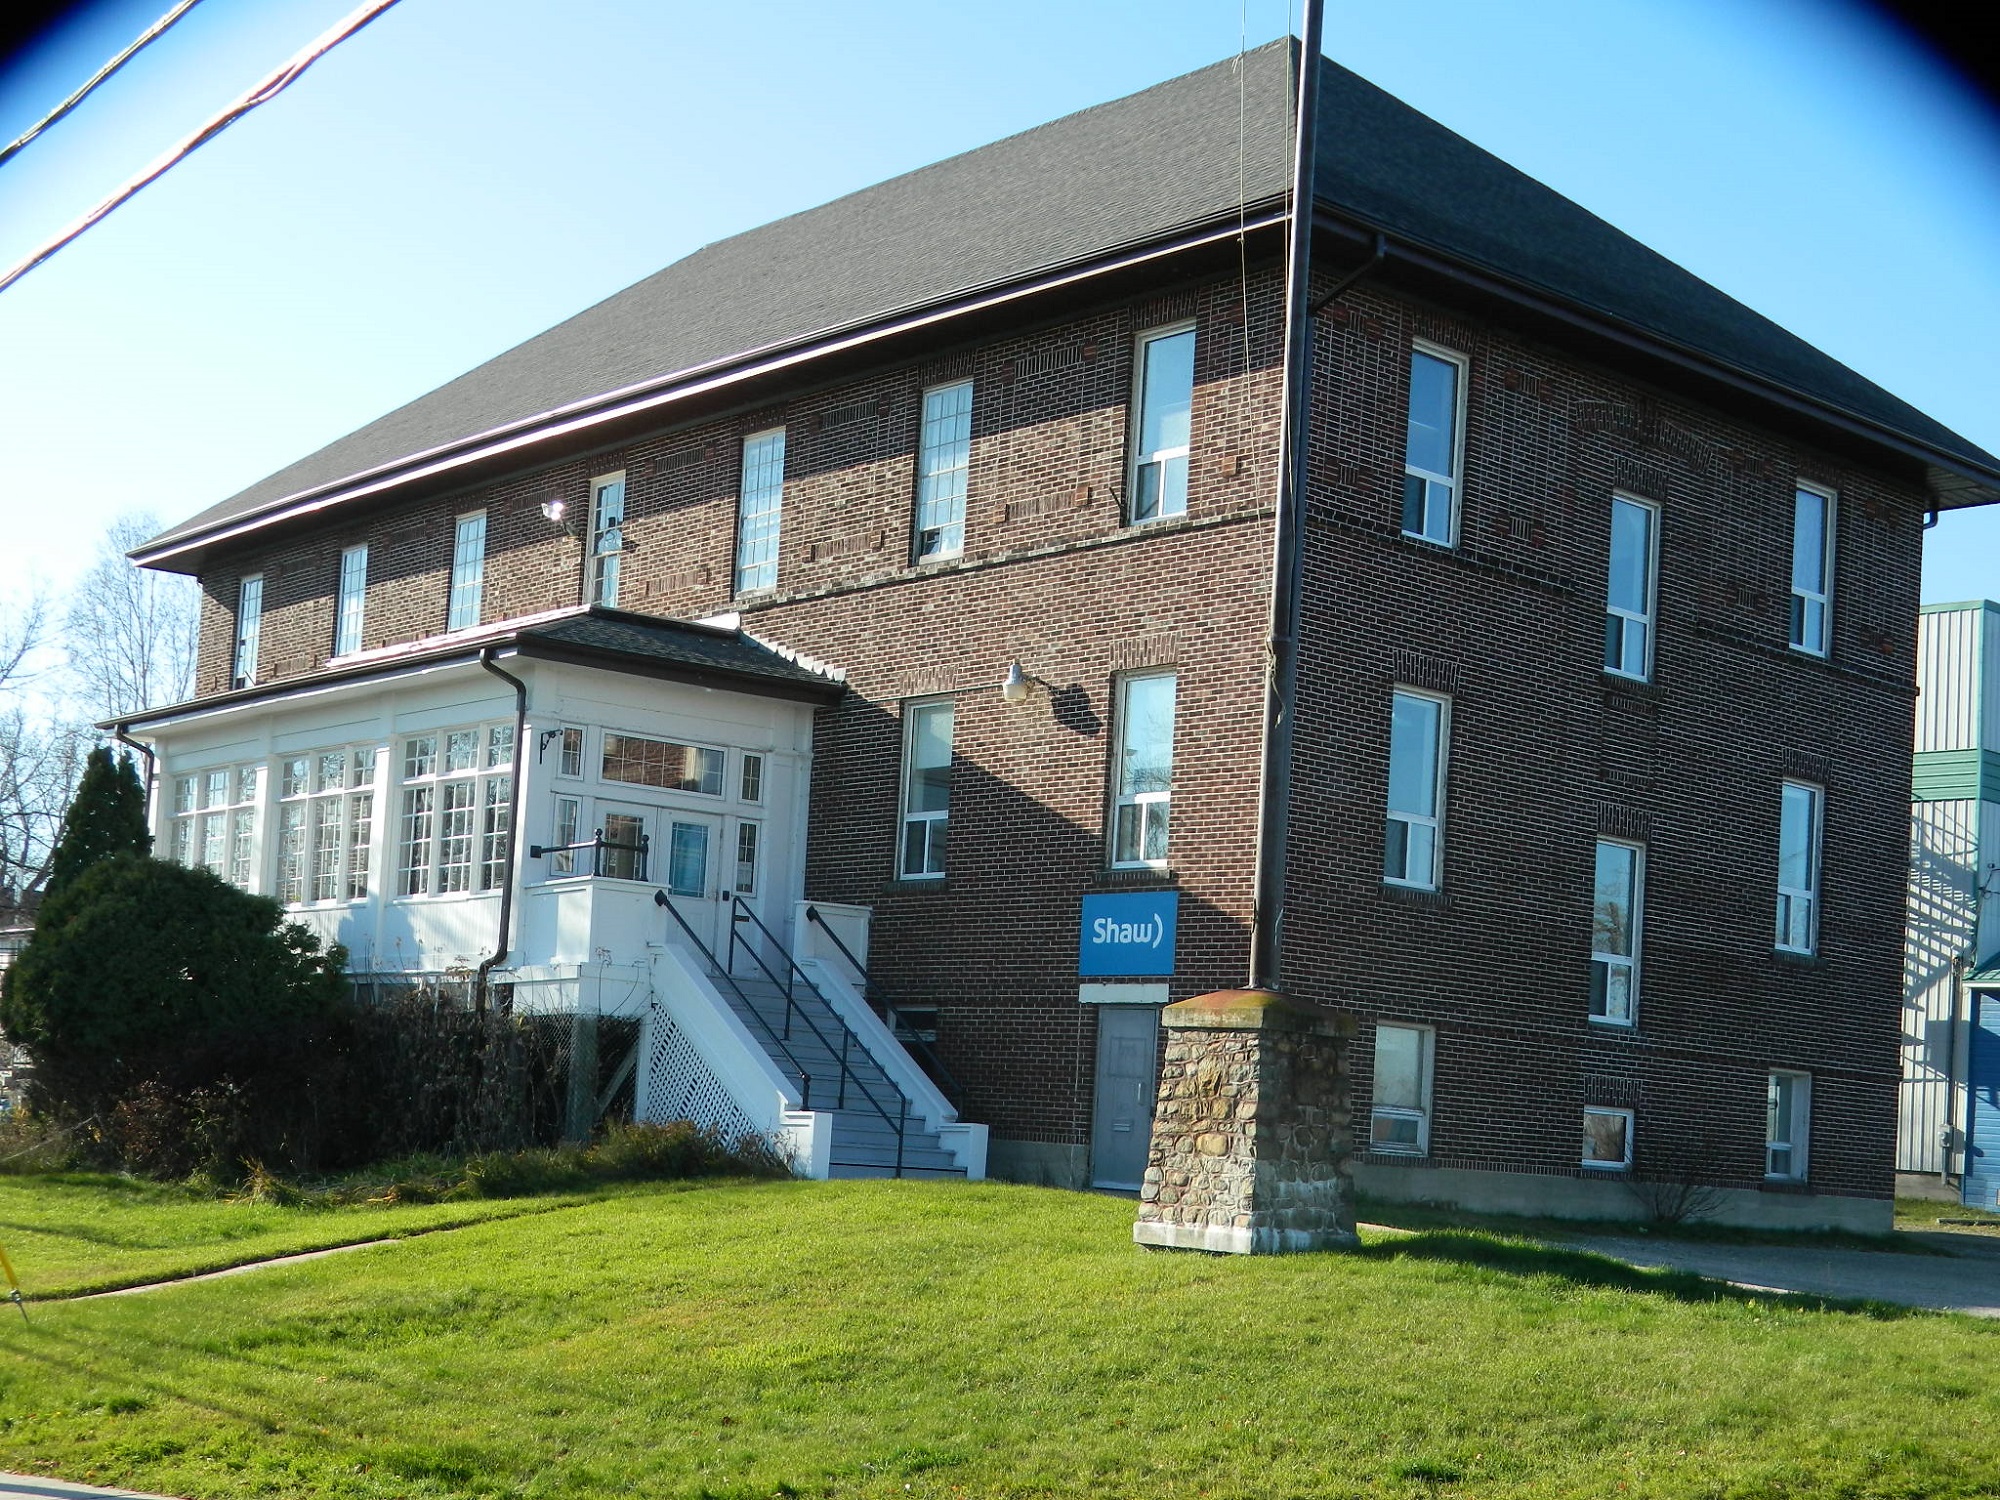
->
[654,891,964,1179]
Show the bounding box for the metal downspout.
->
[475,648,529,1014]
[1247,0,1324,992]
[110,722,157,840]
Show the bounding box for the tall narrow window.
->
[735,822,760,894]
[735,428,786,594]
[556,726,583,778]
[1789,483,1835,657]
[232,574,262,689]
[1370,1023,1434,1155]
[899,700,953,879]
[1129,325,1194,523]
[1766,1071,1812,1180]
[1111,672,1177,867]
[1383,690,1446,890]
[1776,780,1823,954]
[448,512,486,631]
[1603,494,1658,680]
[915,381,972,559]
[549,795,581,877]
[589,473,626,607]
[334,546,368,656]
[1589,840,1643,1025]
[1401,345,1464,545]
[740,753,764,804]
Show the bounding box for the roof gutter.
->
[1330,219,2000,506]
[131,207,1290,571]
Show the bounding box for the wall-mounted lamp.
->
[540,496,566,524]
[1001,659,1048,705]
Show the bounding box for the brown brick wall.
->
[184,260,1924,1202]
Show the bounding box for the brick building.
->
[117,42,1999,1223]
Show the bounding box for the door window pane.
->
[668,821,709,897]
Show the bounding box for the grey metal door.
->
[1091,1004,1160,1190]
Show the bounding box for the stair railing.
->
[657,891,909,1172]
[803,904,964,1109]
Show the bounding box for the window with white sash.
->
[899,699,953,879]
[1111,672,1176,867]
[590,472,626,607]
[1789,483,1835,657]
[915,381,972,559]
[735,428,786,594]
[1581,1107,1633,1170]
[1370,1023,1434,1155]
[1589,839,1643,1026]
[171,765,259,890]
[448,512,486,631]
[1603,494,1658,680]
[1129,325,1194,523]
[274,748,379,905]
[397,724,514,897]
[232,575,262,689]
[1766,1070,1811,1180]
[334,545,367,656]
[1401,344,1465,545]
[1383,689,1447,889]
[1775,780,1823,954]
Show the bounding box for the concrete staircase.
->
[715,971,966,1179]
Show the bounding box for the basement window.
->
[1581,1107,1634,1170]
[1766,1070,1812,1181]
[1369,1022,1434,1155]
[1128,324,1194,523]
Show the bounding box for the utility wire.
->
[0,0,205,170]
[0,0,402,298]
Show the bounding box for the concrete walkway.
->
[1547,1227,2000,1316]
[0,1477,176,1498]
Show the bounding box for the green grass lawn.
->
[0,1172,585,1298]
[2,1178,1998,1499]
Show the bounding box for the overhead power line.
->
[0,0,402,298]
[0,0,206,170]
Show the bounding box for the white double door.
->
[599,801,735,956]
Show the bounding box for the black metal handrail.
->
[529,830,649,882]
[724,896,908,1173]
[657,891,908,1176]
[803,904,964,1108]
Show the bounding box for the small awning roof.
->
[104,606,845,733]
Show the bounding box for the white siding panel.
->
[1982,799,2000,965]
[1901,799,1981,1172]
[1985,607,2000,752]
[1916,606,1983,752]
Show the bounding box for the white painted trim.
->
[1402,338,1468,548]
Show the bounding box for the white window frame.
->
[334,546,368,657]
[914,380,973,561]
[1766,1070,1812,1181]
[232,574,263,689]
[739,752,764,804]
[589,471,626,608]
[601,731,726,797]
[548,794,582,877]
[1603,492,1659,682]
[274,747,380,906]
[1401,340,1467,547]
[1775,779,1824,955]
[1383,687,1449,891]
[1589,838,1644,1028]
[395,724,514,899]
[734,427,786,595]
[447,511,487,632]
[898,698,954,881]
[1789,482,1836,658]
[171,764,259,890]
[734,820,761,895]
[1127,321,1196,525]
[554,726,585,779]
[1369,1022,1435,1156]
[1110,670,1177,869]
[1581,1106,1635,1171]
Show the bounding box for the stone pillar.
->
[1133,989,1357,1254]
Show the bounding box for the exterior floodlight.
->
[540,496,567,525]
[1001,660,1032,704]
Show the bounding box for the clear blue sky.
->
[1,0,1996,615]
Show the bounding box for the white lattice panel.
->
[639,1014,756,1138]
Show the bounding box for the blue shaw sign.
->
[1078,891,1178,977]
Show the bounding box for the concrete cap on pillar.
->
[1161,988,1356,1036]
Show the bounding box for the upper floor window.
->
[1766,1070,1812,1180]
[899,699,954,879]
[1589,839,1643,1026]
[277,748,378,905]
[1603,493,1658,681]
[334,546,368,657]
[171,764,258,890]
[1775,779,1823,954]
[1129,325,1194,524]
[232,574,263,690]
[915,381,972,560]
[1370,1022,1434,1155]
[555,726,584,778]
[735,428,786,594]
[1789,483,1835,657]
[590,472,626,608]
[1401,345,1465,545]
[1111,671,1177,867]
[448,511,486,631]
[602,733,724,796]
[397,725,513,898]
[1383,689,1446,890]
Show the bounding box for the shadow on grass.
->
[1357,1195,1930,1255]
[1357,1229,1924,1321]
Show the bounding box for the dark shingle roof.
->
[142,41,1996,558]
